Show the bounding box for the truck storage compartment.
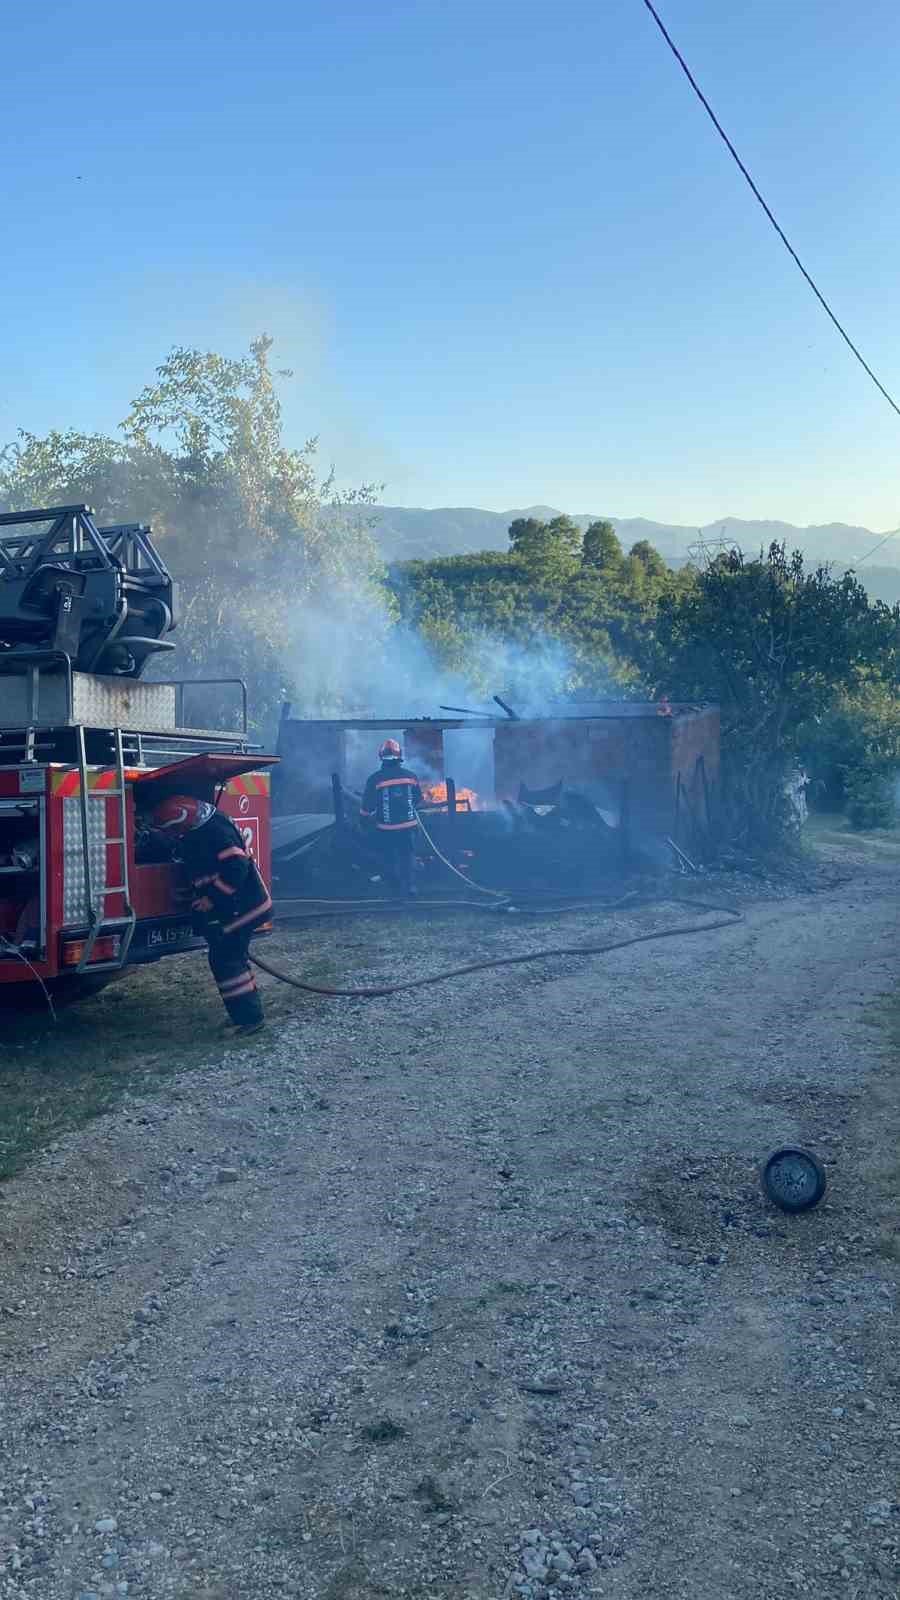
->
[0,796,45,957]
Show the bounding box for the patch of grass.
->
[0,913,397,1181]
[0,952,225,1182]
[0,896,672,1181]
[805,811,900,858]
[0,908,506,1182]
[0,913,416,1181]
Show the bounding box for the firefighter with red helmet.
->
[151,795,272,1035]
[360,740,423,897]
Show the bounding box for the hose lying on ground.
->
[413,810,508,898]
[250,897,743,999]
[273,890,644,922]
[278,797,647,917]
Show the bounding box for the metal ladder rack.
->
[75,725,137,972]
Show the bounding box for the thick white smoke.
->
[281,586,610,721]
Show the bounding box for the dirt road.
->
[1,860,899,1600]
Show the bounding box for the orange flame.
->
[421,781,480,810]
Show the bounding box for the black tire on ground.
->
[761,1146,827,1213]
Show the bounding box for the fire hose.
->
[271,892,642,920]
[413,810,507,898]
[254,813,743,996]
[277,812,640,916]
[250,896,743,998]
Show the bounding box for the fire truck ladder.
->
[74,725,137,973]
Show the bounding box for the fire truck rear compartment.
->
[0,797,43,955]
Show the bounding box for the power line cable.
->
[853,528,900,567]
[640,0,900,425]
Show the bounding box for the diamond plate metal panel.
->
[0,670,178,730]
[62,797,108,923]
[70,675,177,731]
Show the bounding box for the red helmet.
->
[379,738,402,760]
[152,794,215,833]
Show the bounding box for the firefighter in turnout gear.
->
[151,795,272,1035]
[360,740,424,897]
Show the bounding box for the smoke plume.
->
[281,585,611,723]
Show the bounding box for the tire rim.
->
[763,1150,824,1210]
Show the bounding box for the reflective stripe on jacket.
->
[360,763,424,831]
[175,809,272,933]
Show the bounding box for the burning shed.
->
[491,702,719,841]
[273,700,719,890]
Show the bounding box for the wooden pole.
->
[698,754,712,832]
[331,772,345,831]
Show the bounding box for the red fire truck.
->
[0,505,276,1008]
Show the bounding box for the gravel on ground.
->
[1,850,899,1600]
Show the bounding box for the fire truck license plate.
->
[146,921,194,948]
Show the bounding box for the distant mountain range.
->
[369,504,900,605]
[371,504,899,567]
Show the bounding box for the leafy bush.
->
[845,769,895,831]
[801,676,900,830]
[650,546,900,845]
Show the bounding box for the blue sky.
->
[3,0,899,529]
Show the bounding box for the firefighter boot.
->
[230,1019,265,1039]
[224,980,264,1036]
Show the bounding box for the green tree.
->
[508,514,581,580]
[507,517,545,558]
[388,524,680,704]
[0,338,384,733]
[581,519,623,573]
[629,539,669,580]
[651,544,900,840]
[800,674,900,829]
[544,515,583,561]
